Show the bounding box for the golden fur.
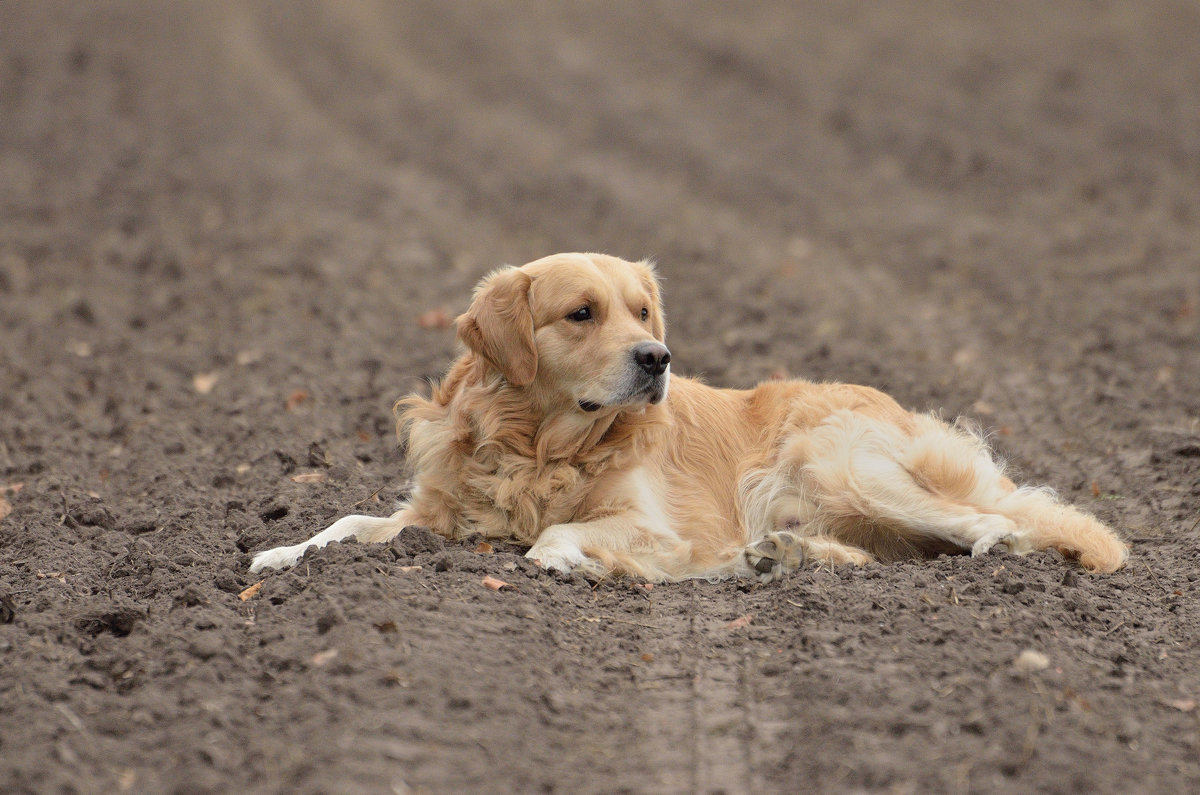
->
[251,253,1128,581]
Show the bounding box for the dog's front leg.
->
[525,514,683,581]
[249,506,420,573]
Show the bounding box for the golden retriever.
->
[251,253,1127,581]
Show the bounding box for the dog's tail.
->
[998,486,1128,573]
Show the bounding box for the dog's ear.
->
[636,259,667,340]
[456,267,538,387]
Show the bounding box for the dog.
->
[250,253,1128,581]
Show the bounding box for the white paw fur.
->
[526,528,588,574]
[250,543,308,573]
[968,515,1027,557]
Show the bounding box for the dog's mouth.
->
[640,382,667,406]
[578,373,668,414]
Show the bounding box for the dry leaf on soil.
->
[290,472,327,484]
[481,576,511,591]
[725,614,754,630]
[285,389,309,411]
[238,581,264,601]
[474,542,494,555]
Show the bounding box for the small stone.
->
[1013,648,1050,673]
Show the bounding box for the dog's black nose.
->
[632,342,671,376]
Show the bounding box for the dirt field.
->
[3,1,1200,792]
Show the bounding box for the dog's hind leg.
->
[790,412,1025,559]
[798,411,1126,572]
[796,536,875,567]
[742,530,875,582]
[249,508,416,573]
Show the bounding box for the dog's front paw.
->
[249,543,306,573]
[744,530,805,583]
[526,524,610,577]
[526,536,588,575]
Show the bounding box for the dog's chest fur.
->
[402,372,667,545]
[460,453,598,542]
[448,420,656,545]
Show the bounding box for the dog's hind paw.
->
[968,516,1028,558]
[744,530,805,583]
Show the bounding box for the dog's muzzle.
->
[631,341,670,404]
[578,342,671,412]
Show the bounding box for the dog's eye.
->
[640,308,649,322]
[567,306,592,322]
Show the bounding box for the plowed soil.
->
[2,2,1199,792]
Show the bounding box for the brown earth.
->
[2,1,1200,792]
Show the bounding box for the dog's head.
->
[457,253,670,413]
